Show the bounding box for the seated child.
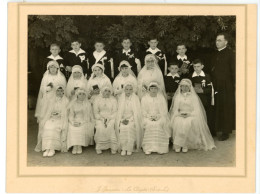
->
[141,82,170,155]
[116,82,143,156]
[41,43,65,76]
[34,85,69,157]
[164,61,181,110]
[63,39,88,78]
[35,60,67,121]
[93,85,119,154]
[66,65,88,100]
[169,79,216,153]
[174,43,193,78]
[87,40,114,80]
[145,37,168,75]
[113,60,137,99]
[67,88,95,154]
[114,37,141,76]
[87,63,112,103]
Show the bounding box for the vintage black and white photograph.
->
[27,15,236,167]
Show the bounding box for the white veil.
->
[169,79,216,150]
[115,82,143,152]
[137,54,166,99]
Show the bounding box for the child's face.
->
[71,42,81,51]
[102,89,111,98]
[168,65,179,74]
[56,88,64,98]
[121,66,129,77]
[181,85,190,93]
[122,39,132,50]
[50,46,60,56]
[148,39,158,49]
[149,86,158,96]
[93,67,103,76]
[77,92,86,101]
[49,65,58,75]
[176,45,187,56]
[146,59,155,69]
[73,71,82,79]
[94,42,105,52]
[125,85,133,97]
[193,63,204,74]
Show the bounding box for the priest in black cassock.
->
[211,33,235,141]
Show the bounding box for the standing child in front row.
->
[164,61,182,110]
[114,37,142,77]
[88,40,114,80]
[63,39,88,79]
[41,43,65,76]
[190,59,214,134]
[174,43,193,78]
[145,37,168,75]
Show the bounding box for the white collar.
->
[167,72,180,79]
[47,55,63,60]
[192,71,205,77]
[146,47,161,54]
[177,54,187,60]
[218,46,226,51]
[122,49,131,54]
[69,48,86,56]
[93,50,106,63]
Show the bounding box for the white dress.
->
[141,94,170,153]
[170,92,216,150]
[93,95,118,151]
[67,100,95,149]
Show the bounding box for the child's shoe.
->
[48,149,55,157]
[121,150,126,156]
[182,147,188,153]
[72,146,77,154]
[111,150,117,154]
[145,151,151,155]
[43,150,49,157]
[127,151,132,156]
[96,149,102,154]
[77,146,82,154]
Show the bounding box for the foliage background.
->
[28,15,236,94]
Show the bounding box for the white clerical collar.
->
[167,72,180,79]
[177,54,187,60]
[47,55,63,60]
[147,47,161,54]
[192,71,205,77]
[69,48,86,56]
[122,49,131,54]
[218,46,226,51]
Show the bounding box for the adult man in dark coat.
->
[211,33,235,141]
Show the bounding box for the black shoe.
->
[218,133,229,141]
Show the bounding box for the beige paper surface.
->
[7,3,257,193]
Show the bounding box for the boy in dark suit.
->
[63,39,88,79]
[145,37,168,75]
[114,37,141,77]
[164,61,181,110]
[41,43,65,76]
[190,59,214,135]
[88,40,114,80]
[174,43,193,78]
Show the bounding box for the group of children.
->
[34,37,216,157]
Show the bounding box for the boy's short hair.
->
[176,43,186,49]
[217,32,230,42]
[71,39,81,44]
[168,61,180,68]
[192,59,203,65]
[148,36,158,41]
[50,43,60,49]
[95,39,105,45]
[122,37,131,42]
